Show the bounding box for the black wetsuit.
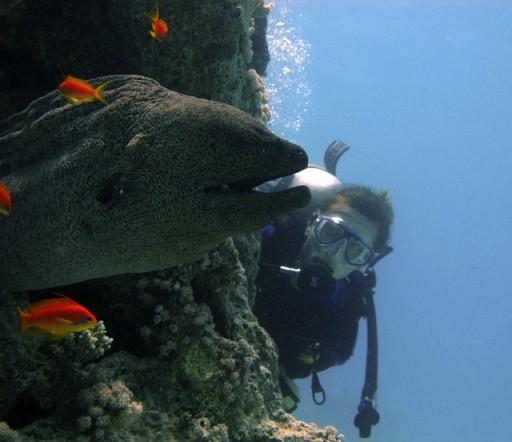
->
[254,214,367,379]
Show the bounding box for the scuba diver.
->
[253,140,394,438]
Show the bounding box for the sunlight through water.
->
[266,1,311,138]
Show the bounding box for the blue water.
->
[267,1,512,441]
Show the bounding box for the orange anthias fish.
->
[147,5,169,41]
[0,181,12,216]
[58,75,110,105]
[18,295,98,339]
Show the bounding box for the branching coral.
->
[77,380,143,439]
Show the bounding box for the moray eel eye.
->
[97,173,125,207]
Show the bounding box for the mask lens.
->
[313,216,375,268]
[346,238,372,266]
[315,218,346,244]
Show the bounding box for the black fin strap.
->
[311,371,326,405]
[367,245,393,269]
[310,344,326,405]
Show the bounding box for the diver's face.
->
[300,207,378,279]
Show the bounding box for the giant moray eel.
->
[0,75,310,291]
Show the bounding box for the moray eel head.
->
[0,76,310,291]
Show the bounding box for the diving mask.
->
[313,216,375,267]
[299,213,376,280]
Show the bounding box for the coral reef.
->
[0,0,344,439]
[0,0,272,122]
[0,289,113,430]
[245,68,272,124]
[0,240,343,441]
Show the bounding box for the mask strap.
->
[366,245,393,270]
[303,211,321,239]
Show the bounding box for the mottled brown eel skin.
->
[0,75,310,291]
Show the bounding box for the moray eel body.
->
[0,75,310,291]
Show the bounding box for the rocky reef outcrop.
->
[0,238,343,441]
[0,0,272,123]
[0,0,344,440]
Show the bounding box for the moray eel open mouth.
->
[202,176,312,228]
[203,177,311,220]
[204,176,276,195]
[203,176,308,204]
[203,144,310,206]
[202,167,312,213]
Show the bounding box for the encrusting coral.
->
[0,238,343,441]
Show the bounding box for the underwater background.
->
[1,0,511,440]
[267,1,512,441]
